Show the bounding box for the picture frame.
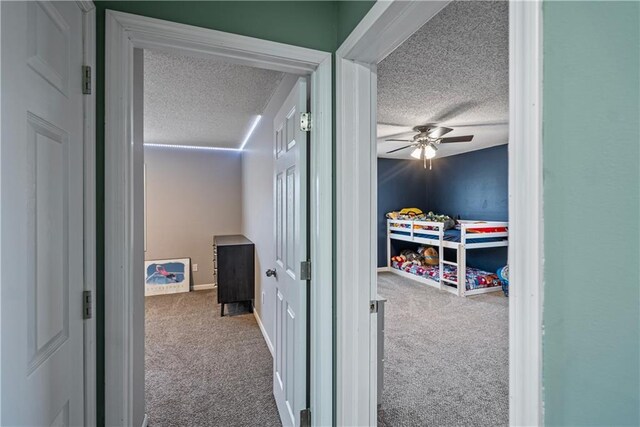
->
[144,257,191,296]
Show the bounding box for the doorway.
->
[376,2,509,424]
[336,1,543,426]
[104,11,333,427]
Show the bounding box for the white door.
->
[272,78,309,426]
[1,1,85,425]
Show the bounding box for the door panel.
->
[285,166,296,277]
[28,113,70,372]
[26,1,70,95]
[273,78,308,427]
[276,171,284,267]
[1,2,85,425]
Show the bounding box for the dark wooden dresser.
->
[213,235,255,316]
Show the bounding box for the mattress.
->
[413,229,505,244]
[391,261,503,291]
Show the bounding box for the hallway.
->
[145,290,281,426]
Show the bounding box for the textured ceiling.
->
[144,49,284,148]
[377,1,509,158]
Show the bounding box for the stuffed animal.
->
[425,211,456,230]
[400,249,420,263]
[417,246,439,266]
[386,207,427,221]
[399,207,423,217]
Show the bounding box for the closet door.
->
[1,2,86,425]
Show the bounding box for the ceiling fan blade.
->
[385,138,413,142]
[386,144,415,154]
[427,126,453,138]
[440,135,474,143]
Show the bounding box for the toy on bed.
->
[424,211,456,230]
[497,265,509,297]
[417,246,439,266]
[391,249,423,270]
[396,210,456,231]
[386,207,427,221]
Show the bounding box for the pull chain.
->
[429,159,432,170]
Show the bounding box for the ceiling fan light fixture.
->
[410,146,423,159]
[425,143,438,159]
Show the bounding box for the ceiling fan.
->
[385,125,474,169]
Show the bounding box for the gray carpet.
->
[378,272,508,427]
[145,289,281,427]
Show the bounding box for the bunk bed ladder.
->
[386,222,391,270]
[440,260,458,289]
[456,243,464,296]
[438,227,444,291]
[459,225,467,297]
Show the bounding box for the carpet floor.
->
[378,272,509,427]
[145,289,281,427]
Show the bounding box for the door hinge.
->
[300,408,311,427]
[300,260,311,281]
[83,290,92,319]
[82,65,92,95]
[300,112,311,132]
[370,300,379,313]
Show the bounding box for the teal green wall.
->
[94,2,374,425]
[337,0,376,45]
[96,1,339,52]
[543,2,639,425]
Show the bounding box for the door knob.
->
[266,268,277,278]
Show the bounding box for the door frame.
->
[335,1,544,426]
[104,11,333,427]
[78,1,97,426]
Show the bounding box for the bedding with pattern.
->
[391,261,503,290]
[386,210,454,229]
[412,228,506,244]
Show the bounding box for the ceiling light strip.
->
[144,115,262,152]
[239,115,262,150]
[143,143,242,152]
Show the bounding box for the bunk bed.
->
[386,219,508,296]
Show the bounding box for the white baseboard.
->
[192,283,216,291]
[142,414,148,427]
[377,267,390,273]
[253,309,274,357]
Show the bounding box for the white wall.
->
[144,146,242,286]
[241,74,298,349]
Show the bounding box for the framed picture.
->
[144,257,191,296]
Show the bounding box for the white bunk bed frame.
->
[386,219,509,296]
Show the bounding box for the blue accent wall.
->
[427,145,508,221]
[377,158,429,267]
[378,144,508,272]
